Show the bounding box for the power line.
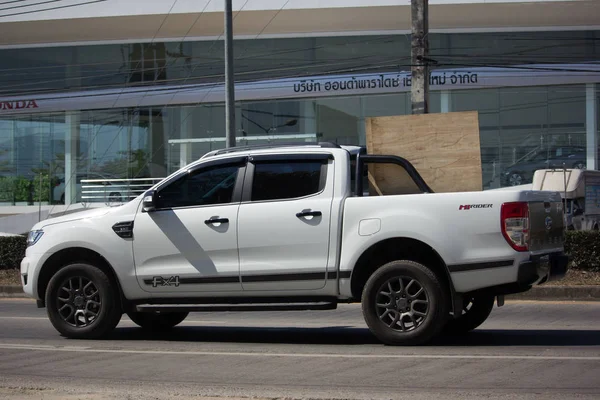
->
[0,0,106,18]
[0,35,401,78]
[0,33,597,97]
[97,0,292,177]
[0,1,28,5]
[39,0,182,214]
[0,0,62,12]
[0,54,598,99]
[0,36,413,95]
[0,60,597,111]
[0,31,596,76]
[89,0,253,180]
[128,0,253,177]
[57,0,185,205]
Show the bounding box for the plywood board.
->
[365,111,482,193]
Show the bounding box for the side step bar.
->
[135,302,337,313]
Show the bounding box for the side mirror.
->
[142,190,156,212]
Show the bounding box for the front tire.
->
[108,192,122,203]
[127,311,188,331]
[45,263,122,339]
[443,295,495,335]
[361,260,449,346]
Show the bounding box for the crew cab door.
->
[133,157,246,293]
[237,153,334,291]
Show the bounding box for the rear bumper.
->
[466,252,568,297]
[518,252,569,286]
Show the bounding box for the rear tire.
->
[127,311,188,331]
[45,263,122,339]
[443,295,495,335]
[361,260,449,345]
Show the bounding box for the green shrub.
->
[32,174,51,203]
[0,177,13,202]
[14,176,32,203]
[564,230,600,272]
[0,235,27,270]
[0,176,34,203]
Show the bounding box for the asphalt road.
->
[0,299,599,400]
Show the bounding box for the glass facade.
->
[451,85,588,187]
[1,31,599,97]
[0,30,599,205]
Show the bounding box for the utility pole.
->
[224,0,236,147]
[411,0,429,114]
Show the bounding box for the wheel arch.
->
[349,237,455,309]
[37,247,126,309]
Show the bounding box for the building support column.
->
[586,83,598,170]
[358,98,367,146]
[301,101,318,142]
[10,120,16,173]
[235,104,243,144]
[64,111,80,205]
[440,90,451,113]
[179,107,193,168]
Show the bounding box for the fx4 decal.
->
[151,276,180,287]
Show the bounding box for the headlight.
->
[27,230,44,247]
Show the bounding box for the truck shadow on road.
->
[108,326,600,346]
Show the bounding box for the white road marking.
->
[0,343,598,361]
[0,316,228,324]
[0,316,345,327]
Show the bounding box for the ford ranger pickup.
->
[20,143,568,345]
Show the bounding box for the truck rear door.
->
[237,153,335,291]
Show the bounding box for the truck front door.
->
[133,157,246,293]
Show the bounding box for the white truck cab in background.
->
[20,143,569,345]
[533,169,600,231]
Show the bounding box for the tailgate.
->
[528,196,564,252]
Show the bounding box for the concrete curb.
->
[1,285,600,301]
[0,285,28,298]
[508,285,600,301]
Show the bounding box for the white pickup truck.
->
[21,143,568,345]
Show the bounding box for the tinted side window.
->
[252,161,323,201]
[156,165,239,208]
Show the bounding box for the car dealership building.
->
[0,0,599,211]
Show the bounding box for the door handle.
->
[296,210,322,218]
[205,217,229,225]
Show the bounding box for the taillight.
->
[501,202,529,252]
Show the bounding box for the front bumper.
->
[518,252,569,286]
[20,254,43,300]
